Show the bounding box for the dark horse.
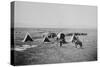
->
[72,35,83,48]
[57,33,66,47]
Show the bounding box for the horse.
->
[71,35,83,48]
[74,40,83,48]
[56,32,67,47]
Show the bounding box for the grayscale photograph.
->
[11,1,97,66]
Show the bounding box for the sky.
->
[14,1,97,29]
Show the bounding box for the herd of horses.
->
[43,32,84,48]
